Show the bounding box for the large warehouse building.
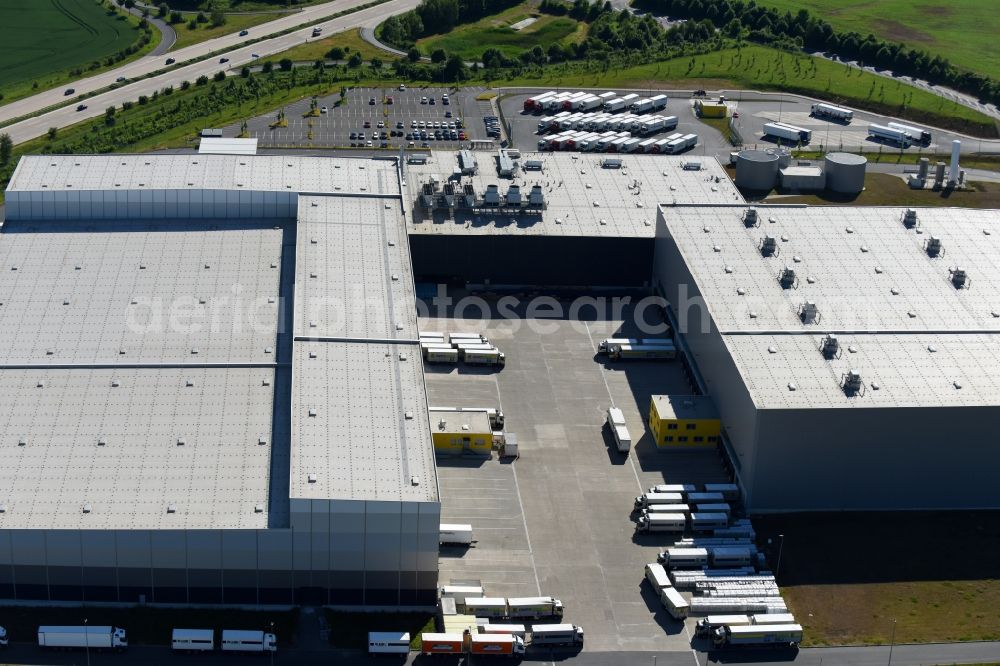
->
[404,150,742,287]
[653,203,1000,512]
[0,155,439,605]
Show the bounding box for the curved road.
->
[0,0,418,144]
[125,6,177,56]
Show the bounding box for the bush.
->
[196,11,208,23]
[180,80,191,90]
[138,95,149,104]
[430,48,447,63]
[347,52,362,68]
[213,71,225,81]
[279,58,293,71]
[187,18,197,29]
[157,3,168,18]
[169,10,182,23]
[262,61,274,73]
[326,46,345,60]
[196,74,209,85]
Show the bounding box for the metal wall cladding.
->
[0,502,439,605]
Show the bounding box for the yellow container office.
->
[429,408,494,455]
[695,100,728,118]
[649,395,721,449]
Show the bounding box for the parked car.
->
[363,120,371,128]
[420,96,427,104]
[399,84,406,91]
[369,97,376,105]
[321,106,328,114]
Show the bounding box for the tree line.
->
[379,0,522,47]
[633,0,999,106]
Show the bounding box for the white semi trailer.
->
[606,407,632,453]
[634,492,685,509]
[868,124,912,147]
[172,628,214,652]
[38,626,128,651]
[530,624,584,646]
[711,623,803,649]
[887,121,932,144]
[763,122,811,143]
[221,630,277,653]
[439,523,473,545]
[810,102,853,122]
[635,513,687,533]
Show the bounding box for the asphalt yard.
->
[421,298,732,653]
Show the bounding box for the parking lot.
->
[232,86,495,150]
[499,92,732,161]
[422,297,733,653]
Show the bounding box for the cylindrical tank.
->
[735,150,780,191]
[824,152,867,194]
[918,157,929,180]
[935,162,946,184]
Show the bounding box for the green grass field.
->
[260,28,387,65]
[0,0,150,97]
[416,2,587,60]
[501,46,997,135]
[755,0,997,80]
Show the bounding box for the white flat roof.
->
[8,154,400,197]
[407,152,742,238]
[198,137,259,155]
[661,204,1000,409]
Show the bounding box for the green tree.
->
[196,11,208,23]
[431,48,447,64]
[0,133,12,165]
[407,47,420,62]
[187,18,197,29]
[104,106,117,126]
[157,3,169,18]
[47,127,58,140]
[279,58,294,71]
[210,9,225,27]
[196,74,209,85]
[170,10,182,23]
[326,46,345,60]
[213,71,226,81]
[370,57,383,70]
[262,61,274,73]
[348,52,363,68]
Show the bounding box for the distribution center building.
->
[0,154,439,605]
[653,204,1000,512]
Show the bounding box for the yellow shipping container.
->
[695,100,728,118]
[429,409,494,455]
[649,395,721,449]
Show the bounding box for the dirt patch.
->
[872,18,937,46]
[918,4,955,17]
[620,77,738,90]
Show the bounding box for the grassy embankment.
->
[169,12,287,50]
[260,28,387,65]
[0,0,158,104]
[755,0,998,80]
[754,511,1000,646]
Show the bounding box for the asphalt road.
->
[125,6,177,56]
[0,0,419,144]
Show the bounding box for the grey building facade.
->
[655,204,1000,513]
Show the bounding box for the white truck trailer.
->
[640,116,678,135]
[604,97,627,112]
[664,133,698,154]
[810,102,853,122]
[638,138,659,153]
[439,523,473,545]
[172,628,214,652]
[507,597,565,619]
[695,503,731,516]
[660,587,690,620]
[524,91,557,111]
[711,623,803,649]
[868,123,912,147]
[620,93,639,105]
[763,122,811,144]
[660,547,709,568]
[530,624,584,646]
[753,613,796,625]
[576,95,604,111]
[464,349,505,368]
[695,615,753,638]
[480,623,527,639]
[649,483,699,494]
[703,483,739,500]
[599,337,670,353]
[887,121,932,144]
[642,503,691,516]
[221,630,277,653]
[690,512,730,532]
[710,546,756,568]
[635,512,687,533]
[368,632,410,655]
[634,491,685,509]
[621,138,643,153]
[609,343,677,360]
[441,585,485,605]
[606,407,631,453]
[38,626,128,651]
[644,562,672,590]
[631,97,654,114]
[649,93,669,111]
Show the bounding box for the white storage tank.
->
[824,152,867,194]
[735,150,780,191]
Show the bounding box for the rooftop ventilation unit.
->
[506,185,522,206]
[925,236,943,257]
[528,184,545,207]
[841,369,865,396]
[483,184,501,206]
[902,208,919,229]
[742,207,759,228]
[950,266,970,289]
[798,301,820,324]
[601,158,622,169]
[759,235,779,257]
[778,266,798,289]
[819,334,841,359]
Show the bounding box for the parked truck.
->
[810,102,853,122]
[660,587,690,620]
[480,623,527,639]
[609,343,677,360]
[710,546,756,568]
[659,547,709,568]
[464,349,506,368]
[687,492,726,504]
[221,630,277,653]
[441,585,486,604]
[695,615,752,638]
[604,97,627,112]
[368,632,410,655]
[762,122,811,144]
[507,597,565,619]
[524,91,557,112]
[648,483,698,494]
[635,512,687,533]
[711,623,803,649]
[690,512,730,532]
[530,624,584,647]
[649,94,669,111]
[421,633,465,655]
[868,124,912,147]
[606,407,631,454]
[644,562,672,590]
[439,523,473,545]
[664,133,698,154]
[599,338,669,353]
[172,628,214,652]
[634,491,685,510]
[703,483,739,500]
[470,633,526,656]
[631,97,654,114]
[38,626,128,651]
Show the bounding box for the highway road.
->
[0,0,418,144]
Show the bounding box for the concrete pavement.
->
[0,0,419,143]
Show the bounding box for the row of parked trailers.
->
[540,130,697,154]
[538,110,678,135]
[419,331,505,368]
[524,90,669,115]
